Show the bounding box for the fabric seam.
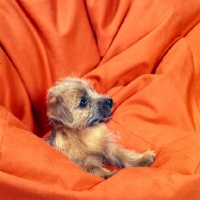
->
[112,119,198,164]
[0,110,8,161]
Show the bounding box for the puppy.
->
[46,77,155,179]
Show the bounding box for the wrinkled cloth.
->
[1,0,200,199]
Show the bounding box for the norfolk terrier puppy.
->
[46,77,155,179]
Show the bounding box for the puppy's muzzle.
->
[89,98,113,126]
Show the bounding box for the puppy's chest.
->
[55,125,110,157]
[83,125,109,153]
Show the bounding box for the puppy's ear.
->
[47,96,74,124]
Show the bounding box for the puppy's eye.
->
[79,97,88,108]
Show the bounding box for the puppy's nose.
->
[104,98,113,108]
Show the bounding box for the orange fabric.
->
[1,0,200,199]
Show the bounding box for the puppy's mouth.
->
[89,113,112,126]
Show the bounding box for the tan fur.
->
[46,77,156,179]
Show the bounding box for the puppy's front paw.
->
[142,150,156,166]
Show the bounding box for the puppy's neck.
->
[55,123,106,136]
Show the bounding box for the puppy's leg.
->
[106,143,155,168]
[82,155,117,179]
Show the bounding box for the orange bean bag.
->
[1,0,200,199]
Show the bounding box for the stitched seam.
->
[157,0,183,33]
[112,119,198,164]
[194,162,200,174]
[112,118,157,147]
[186,39,200,115]
[0,110,8,161]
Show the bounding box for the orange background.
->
[1,0,200,199]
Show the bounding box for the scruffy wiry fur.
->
[46,77,156,179]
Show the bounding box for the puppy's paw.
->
[102,169,118,179]
[142,150,156,166]
[90,167,118,179]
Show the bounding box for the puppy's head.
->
[47,77,113,130]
